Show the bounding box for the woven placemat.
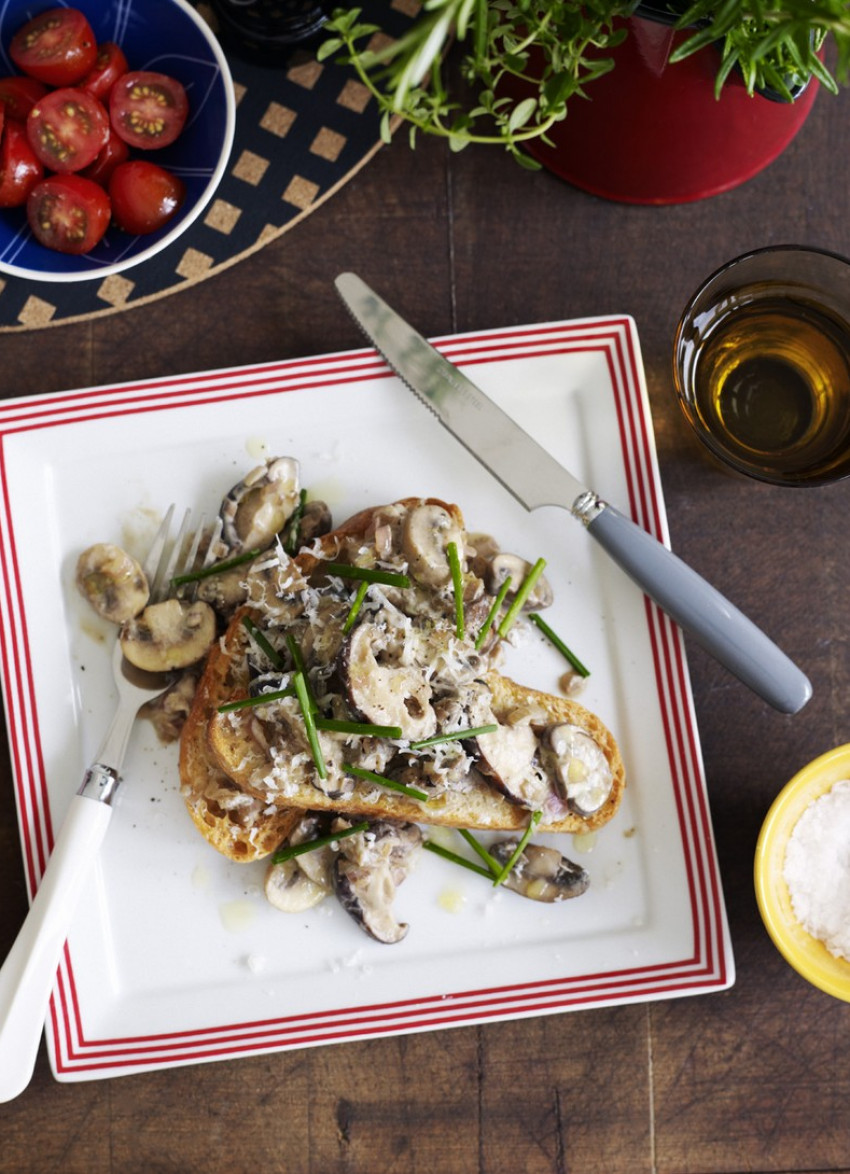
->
[0,0,414,333]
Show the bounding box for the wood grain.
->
[2,49,850,1174]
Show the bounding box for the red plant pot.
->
[524,16,819,204]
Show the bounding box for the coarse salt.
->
[783,778,850,961]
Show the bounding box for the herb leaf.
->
[272,820,370,864]
[529,612,590,677]
[409,723,498,750]
[322,561,410,588]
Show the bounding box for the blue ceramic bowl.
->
[0,0,235,282]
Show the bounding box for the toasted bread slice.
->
[178,605,300,862]
[186,495,625,838]
[207,668,624,834]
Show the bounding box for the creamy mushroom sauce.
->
[228,499,614,825]
[76,463,615,942]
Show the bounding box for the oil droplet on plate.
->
[246,436,270,461]
[438,887,467,913]
[219,898,258,932]
[572,831,598,854]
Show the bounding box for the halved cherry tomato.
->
[27,87,109,173]
[10,8,97,88]
[27,173,110,254]
[0,76,49,122]
[0,121,44,207]
[78,42,128,103]
[108,160,185,235]
[81,127,130,187]
[109,71,188,150]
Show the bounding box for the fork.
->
[0,505,217,1103]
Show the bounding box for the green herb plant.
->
[319,0,850,164]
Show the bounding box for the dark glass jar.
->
[209,0,328,63]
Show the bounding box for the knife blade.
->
[334,272,812,715]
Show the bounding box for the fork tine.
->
[201,517,223,570]
[157,508,193,601]
[142,508,224,607]
[141,504,175,591]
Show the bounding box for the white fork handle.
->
[0,794,112,1102]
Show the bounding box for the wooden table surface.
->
[2,47,850,1174]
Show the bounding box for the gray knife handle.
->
[586,503,812,714]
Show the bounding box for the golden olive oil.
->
[689,298,850,481]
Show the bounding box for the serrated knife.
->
[334,272,811,715]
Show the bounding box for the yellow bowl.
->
[755,744,850,1001]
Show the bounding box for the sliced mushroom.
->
[332,820,422,943]
[220,456,301,553]
[265,858,330,913]
[119,598,217,672]
[543,724,614,815]
[338,621,436,741]
[490,840,589,902]
[197,564,252,618]
[401,503,464,587]
[291,499,332,548]
[474,721,551,808]
[288,813,334,889]
[484,553,553,610]
[140,668,198,743]
[76,543,149,623]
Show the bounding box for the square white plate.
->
[0,316,733,1082]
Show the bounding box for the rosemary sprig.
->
[344,763,429,802]
[447,540,464,640]
[409,724,498,750]
[241,613,285,670]
[322,562,410,589]
[474,575,512,650]
[272,820,370,864]
[498,558,547,637]
[528,612,590,677]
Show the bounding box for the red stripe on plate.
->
[0,319,730,1080]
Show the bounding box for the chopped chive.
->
[493,810,542,887]
[447,540,464,640]
[342,579,369,634]
[528,612,590,677]
[423,840,494,879]
[344,763,429,802]
[409,723,498,750]
[241,614,285,670]
[458,828,502,877]
[317,718,403,738]
[171,547,261,587]
[285,632,317,710]
[217,687,294,713]
[322,562,410,589]
[272,820,370,864]
[294,670,326,779]
[474,575,513,650]
[283,489,308,555]
[497,558,547,637]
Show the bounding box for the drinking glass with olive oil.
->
[674,247,850,486]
